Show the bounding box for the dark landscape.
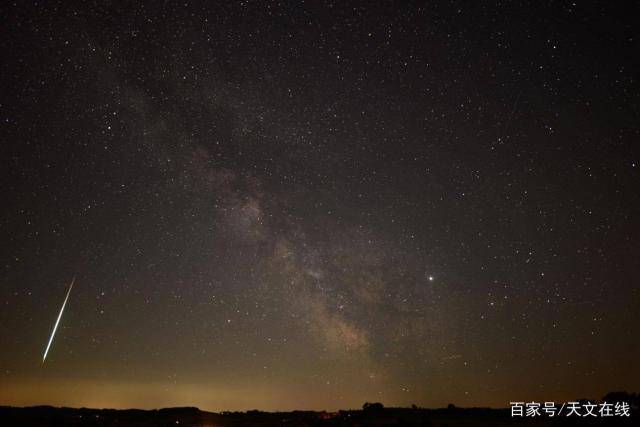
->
[2,393,638,427]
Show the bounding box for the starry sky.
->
[1,0,639,412]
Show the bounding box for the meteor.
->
[42,277,75,363]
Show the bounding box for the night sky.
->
[1,0,639,412]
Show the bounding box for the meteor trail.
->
[42,277,75,363]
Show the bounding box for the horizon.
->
[4,395,636,413]
[1,376,636,413]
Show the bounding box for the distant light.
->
[428,276,434,281]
